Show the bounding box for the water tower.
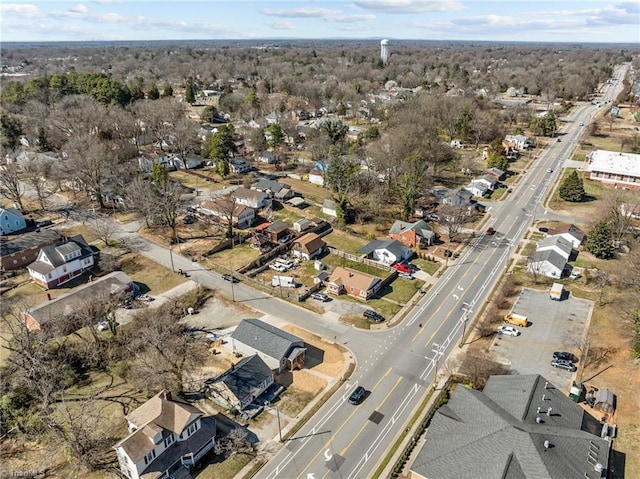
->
[380,39,390,65]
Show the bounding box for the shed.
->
[588,388,615,414]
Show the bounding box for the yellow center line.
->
[297,367,393,479]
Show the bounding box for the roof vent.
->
[544,381,549,389]
[595,463,604,473]
[547,407,553,416]
[536,416,543,424]
[544,440,550,449]
[542,394,546,401]
[537,407,541,414]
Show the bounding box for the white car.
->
[269,263,287,272]
[97,321,109,331]
[497,325,520,337]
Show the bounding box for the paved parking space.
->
[490,287,593,391]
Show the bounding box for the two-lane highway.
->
[256,64,630,479]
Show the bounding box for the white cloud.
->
[0,3,42,18]
[353,0,464,14]
[260,7,342,18]
[268,20,296,30]
[70,3,88,14]
[334,13,376,23]
[92,0,123,4]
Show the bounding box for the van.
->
[504,313,528,328]
[550,283,563,301]
[272,276,299,288]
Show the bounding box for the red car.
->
[486,227,495,235]
[393,262,412,273]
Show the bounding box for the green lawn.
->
[119,252,187,294]
[195,453,254,479]
[323,230,368,254]
[379,277,424,304]
[412,258,441,275]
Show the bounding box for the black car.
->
[538,227,549,233]
[363,310,385,322]
[348,386,366,405]
[222,274,239,283]
[36,220,53,228]
[553,351,577,363]
[182,214,196,224]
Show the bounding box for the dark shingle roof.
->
[411,375,611,479]
[537,236,573,256]
[0,229,62,257]
[213,354,273,404]
[529,249,567,271]
[231,319,303,362]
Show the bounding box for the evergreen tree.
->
[161,83,174,98]
[266,124,285,150]
[558,170,585,202]
[487,154,508,171]
[147,84,160,100]
[202,124,236,178]
[586,221,614,259]
[185,78,196,104]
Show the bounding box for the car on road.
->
[547,168,553,173]
[551,359,577,372]
[222,274,239,283]
[310,292,330,302]
[348,386,366,405]
[553,351,577,363]
[496,325,520,337]
[485,227,495,235]
[538,227,549,233]
[363,310,385,322]
[579,122,585,126]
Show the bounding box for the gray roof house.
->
[527,249,568,279]
[389,219,436,247]
[536,235,573,260]
[228,319,306,373]
[206,354,274,413]
[357,239,413,265]
[410,374,612,479]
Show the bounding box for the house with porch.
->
[504,134,531,151]
[357,239,413,265]
[547,224,586,248]
[326,266,383,301]
[27,235,95,289]
[234,187,270,209]
[389,219,435,248]
[230,157,252,174]
[291,232,326,260]
[205,354,274,412]
[257,151,277,164]
[0,207,27,235]
[198,199,255,229]
[227,319,306,373]
[482,167,506,181]
[114,390,216,479]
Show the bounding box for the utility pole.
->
[432,343,443,390]
[169,245,175,273]
[459,306,472,347]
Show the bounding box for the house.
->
[137,153,177,173]
[233,187,269,209]
[309,168,325,186]
[326,266,382,301]
[527,249,567,279]
[205,354,274,412]
[227,318,306,373]
[293,218,312,233]
[230,157,252,174]
[464,175,498,197]
[409,374,612,479]
[265,112,281,125]
[24,271,135,332]
[357,239,413,265]
[587,150,640,190]
[504,134,531,150]
[440,188,476,214]
[27,235,95,289]
[322,198,337,217]
[536,235,573,260]
[547,224,586,248]
[0,207,27,235]
[291,232,326,260]
[171,153,205,170]
[292,109,312,121]
[199,199,255,229]
[389,219,435,248]
[257,151,277,164]
[1,229,62,271]
[482,167,506,181]
[252,179,293,200]
[114,390,216,479]
[265,221,290,243]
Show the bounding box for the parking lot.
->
[490,287,593,390]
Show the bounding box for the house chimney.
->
[164,391,172,401]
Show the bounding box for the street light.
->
[431,343,444,390]
[169,244,175,273]
[459,308,471,347]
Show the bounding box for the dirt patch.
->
[282,324,345,377]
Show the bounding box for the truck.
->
[550,282,564,301]
[504,313,528,328]
[271,276,299,288]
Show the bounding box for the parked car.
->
[36,220,53,228]
[310,292,330,302]
[182,214,196,224]
[363,310,385,322]
[569,271,582,280]
[399,272,414,280]
[348,386,366,405]
[97,321,109,331]
[269,263,287,272]
[496,325,520,337]
[485,227,495,235]
[538,227,549,233]
[222,274,239,283]
[553,351,577,363]
[551,359,577,372]
[137,294,155,302]
[393,262,412,274]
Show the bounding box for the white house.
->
[505,134,531,150]
[527,249,567,279]
[357,239,412,265]
[258,151,277,164]
[587,150,640,191]
[114,390,216,479]
[547,224,586,249]
[536,235,573,260]
[0,207,27,235]
[309,168,325,186]
[198,199,255,229]
[234,187,270,209]
[230,157,252,174]
[322,198,337,217]
[27,235,94,289]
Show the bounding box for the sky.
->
[1,1,639,44]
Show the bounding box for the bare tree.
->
[23,156,56,210]
[526,253,544,284]
[94,216,117,247]
[438,205,469,242]
[214,427,255,457]
[603,189,640,246]
[0,161,25,211]
[171,117,201,167]
[65,134,112,209]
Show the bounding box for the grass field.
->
[322,230,368,254]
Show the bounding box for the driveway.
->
[490,287,593,390]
